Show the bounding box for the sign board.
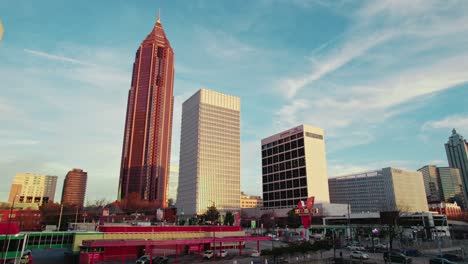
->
[251,220,256,229]
[102,208,109,217]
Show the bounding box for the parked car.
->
[383,252,412,263]
[437,254,464,262]
[136,255,164,264]
[217,250,228,258]
[348,245,365,251]
[350,251,369,260]
[153,257,168,264]
[203,250,214,259]
[429,258,457,264]
[251,250,261,257]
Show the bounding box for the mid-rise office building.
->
[61,168,88,207]
[177,89,240,215]
[167,166,179,206]
[418,165,465,207]
[118,12,174,207]
[261,125,330,209]
[329,167,428,213]
[240,192,263,208]
[445,129,468,207]
[8,173,58,205]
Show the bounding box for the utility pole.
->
[74,206,79,230]
[57,204,64,231]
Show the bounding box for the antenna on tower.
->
[157,8,161,23]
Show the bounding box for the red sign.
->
[295,196,315,229]
[306,196,315,210]
[102,208,109,217]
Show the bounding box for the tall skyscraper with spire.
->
[445,128,468,207]
[118,10,174,207]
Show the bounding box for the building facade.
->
[429,202,462,219]
[261,125,329,209]
[240,192,263,208]
[418,165,465,207]
[61,168,88,207]
[8,173,58,205]
[167,166,179,206]
[445,129,468,207]
[118,13,175,207]
[177,89,240,215]
[329,167,428,213]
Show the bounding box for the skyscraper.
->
[177,89,240,215]
[418,165,465,207]
[261,125,330,209]
[61,168,88,207]
[8,173,58,205]
[118,11,175,207]
[445,128,468,206]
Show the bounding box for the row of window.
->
[263,177,307,192]
[262,132,304,150]
[262,157,306,175]
[262,149,305,166]
[262,138,304,158]
[263,168,307,183]
[263,199,305,208]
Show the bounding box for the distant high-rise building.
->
[61,168,88,207]
[167,166,179,206]
[0,20,4,42]
[177,89,240,215]
[329,167,428,213]
[8,173,58,205]
[261,125,330,209]
[445,129,468,206]
[418,165,465,208]
[118,11,175,207]
[240,192,263,208]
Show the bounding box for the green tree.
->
[204,205,220,224]
[224,211,234,226]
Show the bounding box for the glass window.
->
[299,168,306,176]
[298,148,305,157]
[279,153,284,162]
[273,155,278,163]
[285,152,291,160]
[285,143,291,151]
[262,150,267,158]
[280,181,286,189]
[280,172,286,180]
[292,150,298,159]
[267,148,272,156]
[287,190,293,198]
[292,159,298,168]
[293,179,300,187]
[273,147,278,154]
[291,140,297,149]
[298,158,305,167]
[278,144,284,152]
[287,181,292,188]
[298,138,304,147]
[293,169,299,178]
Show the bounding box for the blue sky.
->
[1,0,468,203]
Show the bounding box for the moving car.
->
[429,258,457,264]
[251,250,260,257]
[203,250,214,259]
[437,254,464,262]
[383,252,412,263]
[350,251,369,260]
[217,250,228,258]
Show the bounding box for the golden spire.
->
[157,8,161,24]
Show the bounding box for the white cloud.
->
[422,115,468,132]
[24,49,95,66]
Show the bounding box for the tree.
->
[204,205,220,224]
[224,211,234,226]
[260,212,276,229]
[287,209,301,228]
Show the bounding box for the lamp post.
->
[3,194,18,264]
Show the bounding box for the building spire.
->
[453,128,457,135]
[157,8,161,24]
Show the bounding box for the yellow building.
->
[177,89,240,215]
[240,192,263,208]
[0,20,3,42]
[9,173,58,205]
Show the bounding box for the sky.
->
[1,0,468,203]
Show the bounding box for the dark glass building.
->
[61,168,87,207]
[445,129,468,208]
[118,12,174,207]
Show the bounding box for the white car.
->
[217,250,228,257]
[203,250,214,259]
[251,250,260,257]
[350,251,369,260]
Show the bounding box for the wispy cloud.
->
[422,115,468,132]
[24,48,95,66]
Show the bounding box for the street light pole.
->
[57,204,64,231]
